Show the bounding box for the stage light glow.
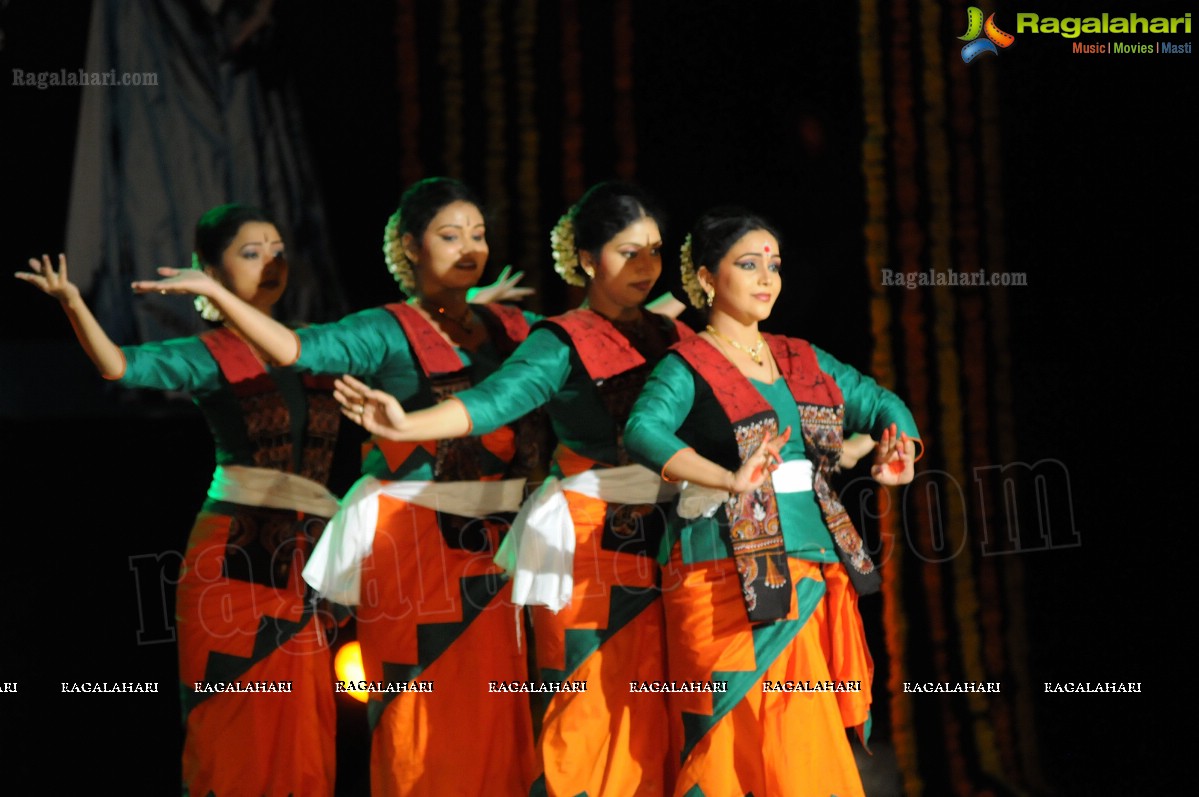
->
[334,640,368,703]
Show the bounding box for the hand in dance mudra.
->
[15,254,81,303]
[334,374,409,440]
[131,266,221,298]
[728,426,790,494]
[870,422,916,486]
[134,264,535,305]
[466,264,534,304]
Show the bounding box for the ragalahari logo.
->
[959,7,1015,62]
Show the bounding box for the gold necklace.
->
[423,301,475,332]
[706,324,765,365]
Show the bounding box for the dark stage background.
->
[1,1,1193,794]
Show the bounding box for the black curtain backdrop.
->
[1,1,1192,794]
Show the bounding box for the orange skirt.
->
[356,495,537,797]
[530,489,675,797]
[177,507,336,797]
[662,548,872,797]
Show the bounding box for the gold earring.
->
[705,289,714,307]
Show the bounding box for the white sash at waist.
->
[301,475,526,605]
[494,464,679,612]
[206,465,341,517]
[677,458,813,520]
[772,459,813,494]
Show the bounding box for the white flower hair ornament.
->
[383,208,417,293]
[551,212,586,287]
[679,233,710,309]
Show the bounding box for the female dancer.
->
[334,181,690,796]
[623,206,921,797]
[16,204,341,796]
[139,177,542,796]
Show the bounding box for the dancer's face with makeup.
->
[702,229,782,325]
[211,222,288,313]
[582,216,663,315]
[405,200,489,292]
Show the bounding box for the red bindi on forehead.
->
[763,244,771,253]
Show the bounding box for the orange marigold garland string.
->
[395,0,422,186]
[558,0,584,308]
[901,3,969,786]
[612,0,636,180]
[977,27,1049,794]
[946,0,1025,788]
[560,0,585,202]
[887,0,940,791]
[438,0,464,177]
[887,0,973,791]
[482,0,508,259]
[917,0,1005,789]
[515,0,540,288]
[858,1,921,793]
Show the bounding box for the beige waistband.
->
[206,465,341,517]
[302,475,527,606]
